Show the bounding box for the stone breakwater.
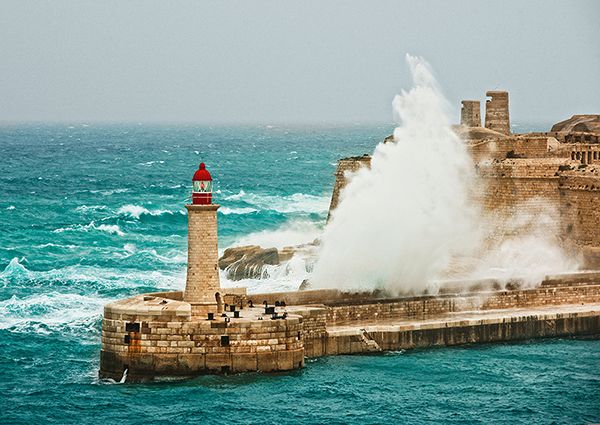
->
[100,272,600,381]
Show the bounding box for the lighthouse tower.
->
[184,163,221,316]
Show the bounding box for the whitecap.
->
[0,292,105,339]
[116,204,173,219]
[219,207,258,215]
[75,205,107,213]
[96,224,125,236]
[35,243,78,249]
[89,188,129,196]
[224,191,329,214]
[6,205,15,210]
[224,190,246,201]
[0,257,31,281]
[53,221,125,236]
[226,220,321,250]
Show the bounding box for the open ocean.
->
[0,123,598,424]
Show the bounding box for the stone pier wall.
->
[322,284,600,326]
[326,309,600,355]
[100,298,304,381]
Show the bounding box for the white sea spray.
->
[310,55,577,294]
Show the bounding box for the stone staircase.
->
[359,329,381,352]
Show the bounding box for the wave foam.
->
[224,191,329,214]
[0,292,105,338]
[227,220,321,250]
[53,222,125,236]
[219,206,259,215]
[115,244,187,264]
[116,204,175,219]
[1,257,185,292]
[75,205,108,213]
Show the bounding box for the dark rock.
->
[219,245,280,280]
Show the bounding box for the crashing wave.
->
[0,257,185,291]
[0,292,105,339]
[227,220,321,251]
[116,204,177,220]
[115,244,187,264]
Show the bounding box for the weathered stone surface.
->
[327,155,371,222]
[218,245,279,280]
[485,90,510,135]
[218,242,318,281]
[551,114,600,133]
[460,100,481,127]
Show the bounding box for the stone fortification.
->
[327,155,371,221]
[327,90,600,266]
[484,90,510,135]
[460,100,481,127]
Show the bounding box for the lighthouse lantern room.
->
[192,162,213,205]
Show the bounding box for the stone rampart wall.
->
[323,284,600,325]
[468,137,551,162]
[560,174,600,247]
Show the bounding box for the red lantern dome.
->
[192,163,213,205]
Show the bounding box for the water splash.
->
[311,55,480,294]
[119,369,128,384]
[311,55,577,294]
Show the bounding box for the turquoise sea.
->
[0,123,598,424]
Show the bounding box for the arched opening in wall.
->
[595,152,598,160]
[576,152,581,160]
[215,292,223,313]
[571,152,575,160]
[588,151,592,164]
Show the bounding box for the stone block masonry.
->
[100,272,600,381]
[100,297,304,381]
[461,100,481,127]
[185,204,221,315]
[485,91,510,135]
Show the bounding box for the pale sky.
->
[1,0,598,124]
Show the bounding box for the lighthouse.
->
[184,162,221,316]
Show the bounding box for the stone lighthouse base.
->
[99,293,304,382]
